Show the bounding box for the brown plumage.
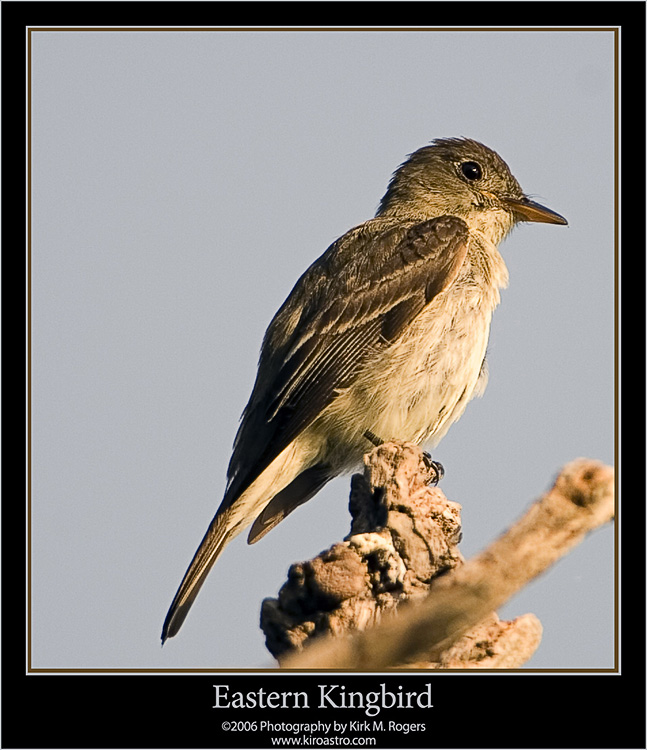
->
[161,138,567,643]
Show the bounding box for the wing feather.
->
[220,215,469,509]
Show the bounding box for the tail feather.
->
[162,437,322,642]
[161,512,234,643]
[247,463,331,544]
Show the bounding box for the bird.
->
[161,137,567,643]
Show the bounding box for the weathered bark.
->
[260,442,614,670]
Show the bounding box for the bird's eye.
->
[460,161,482,181]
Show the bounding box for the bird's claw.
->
[422,451,444,485]
[363,434,444,484]
[363,430,384,447]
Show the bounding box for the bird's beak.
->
[505,196,568,225]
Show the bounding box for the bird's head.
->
[377,137,567,242]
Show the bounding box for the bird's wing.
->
[220,215,469,510]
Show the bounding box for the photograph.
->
[12,12,636,750]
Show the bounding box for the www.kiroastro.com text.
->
[213,683,433,718]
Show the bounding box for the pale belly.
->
[313,281,497,470]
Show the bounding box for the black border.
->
[4,3,644,749]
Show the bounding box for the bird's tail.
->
[161,510,237,644]
[161,436,324,643]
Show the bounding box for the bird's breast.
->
[316,256,506,468]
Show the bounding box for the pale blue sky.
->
[30,28,615,670]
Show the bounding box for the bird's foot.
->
[363,432,443,484]
[422,451,444,485]
[363,429,384,447]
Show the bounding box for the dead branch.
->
[260,442,614,670]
